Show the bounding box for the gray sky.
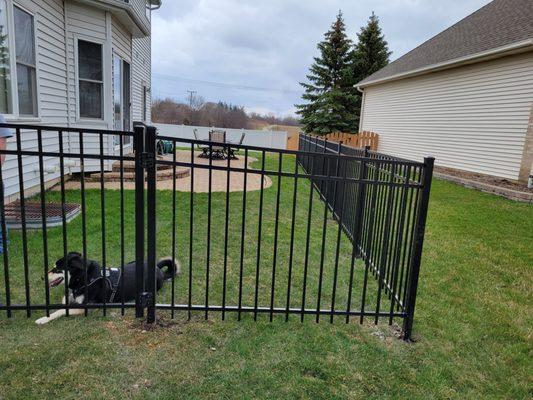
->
[151,0,492,117]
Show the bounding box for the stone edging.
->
[434,172,533,203]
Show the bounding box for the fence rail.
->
[0,124,432,340]
[298,134,434,338]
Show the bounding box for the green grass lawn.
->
[0,153,531,399]
[0,153,378,319]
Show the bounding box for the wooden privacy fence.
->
[285,131,379,152]
[324,131,379,151]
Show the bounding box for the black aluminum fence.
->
[0,124,142,320]
[299,134,434,338]
[0,124,433,340]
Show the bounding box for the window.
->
[78,40,103,119]
[14,6,37,116]
[0,1,12,114]
[113,55,121,131]
[112,54,131,145]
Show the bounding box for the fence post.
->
[322,137,328,195]
[353,145,370,256]
[145,125,158,324]
[403,157,434,341]
[134,124,145,318]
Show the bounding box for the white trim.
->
[358,39,533,89]
[358,88,365,133]
[1,0,17,119]
[74,35,107,122]
[12,1,40,118]
[112,52,132,149]
[105,11,113,154]
[64,0,72,127]
[74,0,150,38]
[112,51,121,147]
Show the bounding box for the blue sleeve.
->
[0,114,12,138]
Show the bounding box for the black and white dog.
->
[35,252,179,325]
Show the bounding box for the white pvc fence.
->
[154,123,288,150]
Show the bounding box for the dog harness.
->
[104,268,122,302]
[73,268,122,302]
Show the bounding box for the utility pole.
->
[186,90,197,108]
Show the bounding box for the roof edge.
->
[357,39,533,89]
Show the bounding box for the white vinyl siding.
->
[2,0,68,198]
[111,17,131,62]
[130,0,149,28]
[1,0,151,199]
[131,34,150,124]
[65,1,107,127]
[64,1,111,175]
[360,52,533,181]
[111,16,132,150]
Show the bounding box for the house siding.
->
[65,0,109,129]
[132,34,151,124]
[360,52,533,181]
[130,0,149,30]
[111,16,132,62]
[64,1,112,175]
[1,0,153,199]
[3,0,69,198]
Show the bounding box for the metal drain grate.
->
[4,201,81,229]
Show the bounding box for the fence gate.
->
[0,124,433,340]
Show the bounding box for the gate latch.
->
[140,292,153,308]
[140,152,155,169]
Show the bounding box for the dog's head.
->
[47,252,88,289]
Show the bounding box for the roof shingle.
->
[358,0,533,86]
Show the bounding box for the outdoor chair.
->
[194,129,211,158]
[227,131,246,159]
[208,130,227,159]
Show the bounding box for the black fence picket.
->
[298,134,434,339]
[0,124,433,341]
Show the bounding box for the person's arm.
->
[0,137,6,164]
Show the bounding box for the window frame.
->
[0,1,42,121]
[76,38,105,121]
[112,53,132,147]
[142,84,147,122]
[13,3,38,118]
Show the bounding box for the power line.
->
[152,73,302,94]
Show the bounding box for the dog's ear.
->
[67,252,84,271]
[56,251,83,270]
[55,257,65,269]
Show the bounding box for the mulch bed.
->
[435,166,533,194]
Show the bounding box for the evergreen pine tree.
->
[296,11,358,134]
[352,12,391,120]
[353,12,391,81]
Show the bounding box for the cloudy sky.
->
[151,0,492,117]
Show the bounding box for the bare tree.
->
[151,97,300,129]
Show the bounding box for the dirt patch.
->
[435,166,532,193]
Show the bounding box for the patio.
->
[55,151,272,193]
